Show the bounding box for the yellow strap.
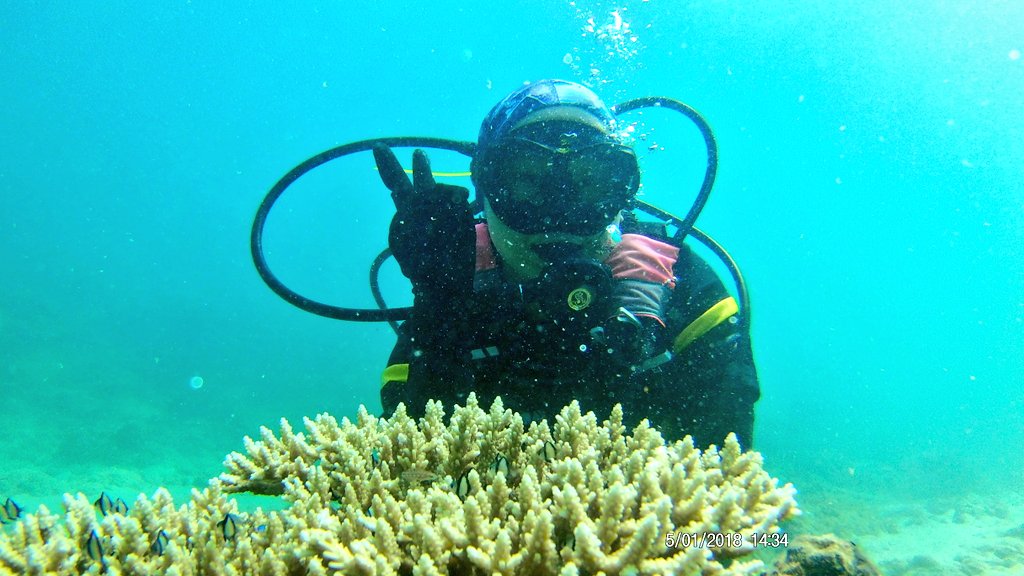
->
[672,297,739,354]
[381,363,410,387]
[403,169,472,178]
[373,166,473,178]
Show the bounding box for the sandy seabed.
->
[788,486,1024,575]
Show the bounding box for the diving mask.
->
[480,136,639,235]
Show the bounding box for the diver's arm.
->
[597,281,669,371]
[600,234,678,369]
[644,245,761,448]
[691,323,760,447]
[405,292,474,411]
[380,293,476,418]
[373,144,475,416]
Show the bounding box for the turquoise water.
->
[2,1,1022,572]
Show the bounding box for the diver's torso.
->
[461,266,635,421]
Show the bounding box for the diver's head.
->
[472,80,640,240]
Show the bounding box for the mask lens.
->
[494,143,554,207]
[484,139,638,234]
[567,144,639,206]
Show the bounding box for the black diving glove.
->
[373,143,475,299]
[593,308,662,372]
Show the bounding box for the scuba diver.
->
[371,80,760,448]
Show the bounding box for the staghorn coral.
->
[0,395,798,575]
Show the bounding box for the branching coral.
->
[0,395,798,575]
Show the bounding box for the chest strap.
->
[381,363,409,386]
[672,296,739,354]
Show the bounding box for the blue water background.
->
[1,0,1021,539]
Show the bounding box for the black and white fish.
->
[542,441,558,462]
[85,530,104,564]
[488,454,510,477]
[217,513,239,541]
[0,498,22,524]
[93,492,114,516]
[150,530,170,556]
[453,470,472,500]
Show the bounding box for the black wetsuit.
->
[382,234,760,448]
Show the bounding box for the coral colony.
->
[0,395,798,574]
